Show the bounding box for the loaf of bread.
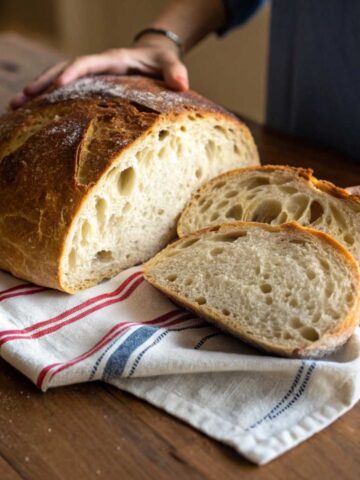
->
[0,75,259,293]
[144,222,360,358]
[178,165,360,262]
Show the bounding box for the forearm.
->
[140,0,226,53]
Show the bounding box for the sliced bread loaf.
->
[0,75,259,293]
[144,222,360,358]
[177,165,360,263]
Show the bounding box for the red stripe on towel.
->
[37,310,192,389]
[0,275,144,347]
[0,271,143,339]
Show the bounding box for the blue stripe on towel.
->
[194,332,224,350]
[102,326,158,381]
[247,361,316,430]
[89,329,131,381]
[127,322,209,378]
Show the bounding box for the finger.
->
[23,61,68,96]
[57,53,129,85]
[345,186,360,195]
[9,92,31,110]
[160,56,189,91]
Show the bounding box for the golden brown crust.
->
[177,164,360,237]
[145,221,360,358]
[0,75,254,291]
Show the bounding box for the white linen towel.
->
[0,266,359,465]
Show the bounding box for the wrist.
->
[133,30,183,58]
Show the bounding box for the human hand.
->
[345,186,360,195]
[9,35,189,109]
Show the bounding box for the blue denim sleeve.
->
[217,0,267,35]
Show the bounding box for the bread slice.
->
[177,165,360,263]
[0,75,259,293]
[144,222,360,358]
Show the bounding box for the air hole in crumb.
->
[284,332,293,340]
[289,239,306,246]
[69,249,76,269]
[225,190,238,198]
[320,259,330,271]
[346,292,355,305]
[325,284,334,297]
[123,202,131,213]
[309,200,324,223]
[300,326,319,342]
[245,177,270,190]
[206,140,216,160]
[278,185,298,194]
[290,317,303,329]
[158,130,169,141]
[214,125,226,134]
[200,199,213,213]
[290,298,298,307]
[81,220,92,243]
[306,270,316,280]
[95,250,113,262]
[329,204,347,229]
[180,126,187,132]
[180,238,200,248]
[166,274,177,282]
[195,297,207,305]
[118,167,136,195]
[225,204,243,220]
[213,231,247,242]
[96,197,107,224]
[251,200,282,223]
[218,200,229,208]
[286,194,309,219]
[266,296,273,305]
[158,209,165,215]
[211,247,224,256]
[213,181,226,190]
[210,212,220,221]
[344,233,355,245]
[270,175,293,186]
[158,146,167,158]
[260,283,272,293]
[106,167,116,179]
[185,278,193,286]
[234,144,240,154]
[195,168,203,179]
[222,308,230,316]
[255,266,261,275]
[277,211,288,223]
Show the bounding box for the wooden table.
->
[0,32,359,480]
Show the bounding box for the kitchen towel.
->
[0,266,359,465]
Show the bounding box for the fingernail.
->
[175,75,189,90]
[55,77,65,86]
[175,75,187,84]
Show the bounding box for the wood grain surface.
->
[0,32,359,480]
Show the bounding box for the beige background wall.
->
[0,0,271,123]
